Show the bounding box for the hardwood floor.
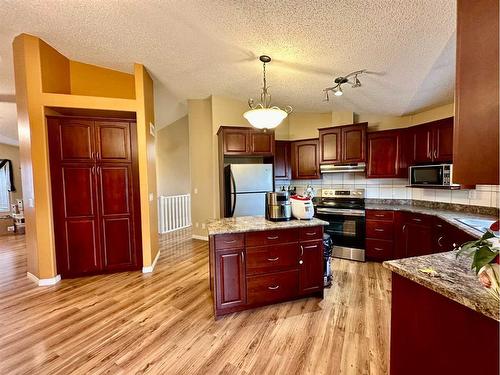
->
[0,229,392,375]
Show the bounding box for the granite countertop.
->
[365,202,498,238]
[384,251,500,322]
[206,216,329,235]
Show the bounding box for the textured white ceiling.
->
[0,0,455,140]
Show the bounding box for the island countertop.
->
[206,216,328,235]
[384,251,500,322]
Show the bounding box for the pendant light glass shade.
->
[243,107,288,129]
[245,55,292,130]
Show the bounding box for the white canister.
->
[290,195,314,220]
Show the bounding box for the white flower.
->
[487,236,500,251]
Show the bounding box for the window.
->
[0,162,10,211]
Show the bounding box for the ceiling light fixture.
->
[244,55,292,129]
[323,69,366,101]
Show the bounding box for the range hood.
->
[320,162,366,174]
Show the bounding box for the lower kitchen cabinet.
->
[366,209,478,261]
[209,226,324,318]
[299,240,324,294]
[396,212,434,258]
[214,248,246,311]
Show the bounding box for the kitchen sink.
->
[455,218,498,235]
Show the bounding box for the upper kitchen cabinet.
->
[454,0,499,185]
[291,139,321,180]
[217,126,274,156]
[274,141,292,180]
[319,123,367,164]
[319,127,341,164]
[408,117,454,165]
[342,124,367,163]
[367,129,407,178]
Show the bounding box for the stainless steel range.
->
[313,189,366,262]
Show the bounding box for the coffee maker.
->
[265,192,292,221]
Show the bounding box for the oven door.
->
[314,208,366,249]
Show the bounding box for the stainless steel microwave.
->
[409,164,458,187]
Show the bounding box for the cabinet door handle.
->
[300,245,304,257]
[304,245,318,249]
[91,166,95,175]
[241,251,245,263]
[267,236,279,240]
[402,224,407,232]
[375,214,384,217]
[374,247,384,251]
[267,257,279,262]
[437,236,444,247]
[375,228,384,232]
[412,218,422,222]
[434,150,437,159]
[268,285,280,290]
[224,239,237,244]
[305,232,316,236]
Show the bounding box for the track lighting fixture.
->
[323,69,366,101]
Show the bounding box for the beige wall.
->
[0,143,23,209]
[356,103,454,131]
[156,115,190,196]
[188,98,213,237]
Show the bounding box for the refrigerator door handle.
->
[230,171,237,217]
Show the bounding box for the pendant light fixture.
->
[244,55,292,129]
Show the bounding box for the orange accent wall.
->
[69,61,136,99]
[12,34,158,280]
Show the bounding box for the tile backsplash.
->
[275,173,500,208]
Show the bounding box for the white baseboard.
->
[27,272,61,286]
[192,234,208,241]
[142,249,161,273]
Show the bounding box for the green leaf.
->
[481,231,495,241]
[471,246,498,274]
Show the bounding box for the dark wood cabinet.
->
[341,124,366,163]
[366,209,395,261]
[274,141,291,179]
[367,130,407,178]
[319,123,367,164]
[454,0,499,185]
[368,210,479,262]
[395,212,434,258]
[249,131,274,155]
[220,127,250,155]
[95,121,131,162]
[47,116,142,278]
[433,218,476,253]
[209,226,324,318]
[215,248,247,310]
[298,240,323,294]
[319,127,341,164]
[411,125,433,164]
[291,139,320,179]
[217,126,274,156]
[408,117,454,165]
[433,118,454,162]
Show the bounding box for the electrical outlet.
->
[195,222,199,228]
[194,188,198,194]
[149,193,154,202]
[468,190,477,200]
[201,223,206,229]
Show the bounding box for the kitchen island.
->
[207,216,328,318]
[384,251,499,375]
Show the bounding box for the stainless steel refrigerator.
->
[224,164,273,217]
